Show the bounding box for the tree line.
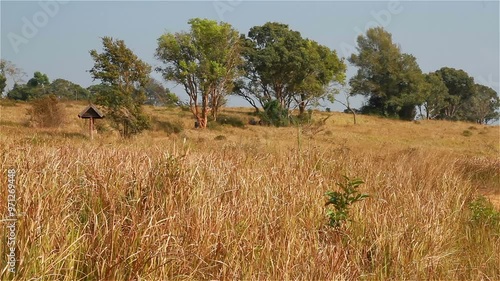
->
[1,19,498,136]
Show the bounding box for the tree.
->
[235,22,305,112]
[235,22,345,120]
[0,74,6,95]
[155,18,243,128]
[0,59,26,87]
[434,67,476,120]
[6,71,51,100]
[465,84,499,124]
[349,27,424,120]
[329,86,358,125]
[144,78,179,107]
[418,72,449,120]
[49,79,90,101]
[293,39,346,117]
[89,37,151,137]
[27,71,49,87]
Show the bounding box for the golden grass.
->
[0,101,499,280]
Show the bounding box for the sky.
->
[1,0,499,111]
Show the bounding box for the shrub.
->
[215,114,245,128]
[260,100,290,127]
[469,196,500,230]
[325,176,369,228]
[151,117,184,135]
[27,94,65,128]
[462,130,473,137]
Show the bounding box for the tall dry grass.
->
[0,101,499,280]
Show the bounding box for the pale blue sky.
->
[1,1,499,110]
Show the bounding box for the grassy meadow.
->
[0,100,499,280]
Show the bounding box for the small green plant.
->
[469,196,500,229]
[260,100,290,127]
[325,176,369,228]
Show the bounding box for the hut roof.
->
[78,104,105,119]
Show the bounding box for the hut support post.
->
[89,117,94,140]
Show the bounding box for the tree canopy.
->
[349,27,424,120]
[7,71,51,101]
[0,74,6,95]
[89,36,151,137]
[49,79,90,101]
[144,78,179,107]
[2,21,497,127]
[155,18,243,128]
[235,22,346,119]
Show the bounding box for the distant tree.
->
[0,74,6,95]
[156,18,243,128]
[144,78,179,107]
[89,37,151,137]
[27,71,49,87]
[329,87,358,125]
[234,22,345,120]
[235,22,304,112]
[0,59,26,86]
[464,84,499,124]
[7,71,51,100]
[49,79,90,100]
[434,67,476,120]
[349,27,424,120]
[293,39,346,117]
[87,84,111,100]
[7,83,30,100]
[418,72,450,120]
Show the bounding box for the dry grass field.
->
[1,100,499,280]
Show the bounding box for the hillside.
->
[0,100,499,280]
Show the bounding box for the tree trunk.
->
[196,115,207,129]
[351,109,357,125]
[298,100,306,117]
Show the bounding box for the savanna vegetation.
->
[0,18,499,280]
[0,99,499,280]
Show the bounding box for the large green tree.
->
[434,67,476,120]
[155,18,243,128]
[235,22,345,119]
[236,22,304,112]
[89,37,151,137]
[49,79,90,101]
[293,39,346,116]
[418,72,450,120]
[27,71,49,87]
[464,84,499,124]
[349,27,424,120]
